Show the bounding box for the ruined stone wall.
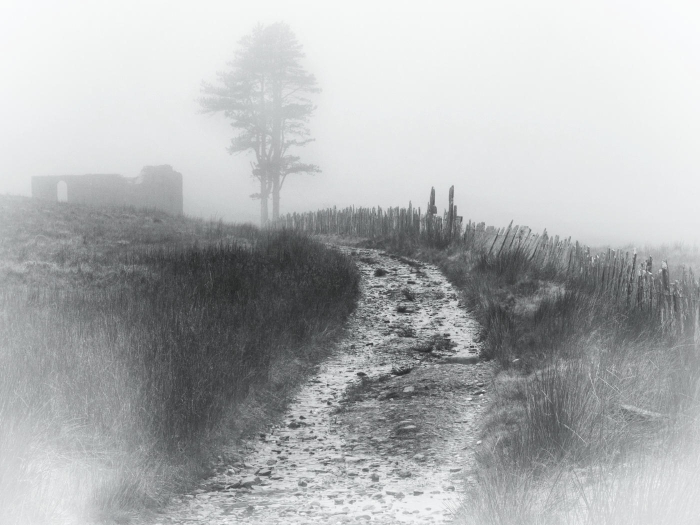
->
[31,165,183,215]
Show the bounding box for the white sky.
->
[1,0,699,246]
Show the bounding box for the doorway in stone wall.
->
[57,181,68,202]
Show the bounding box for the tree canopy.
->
[200,23,320,225]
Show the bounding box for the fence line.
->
[276,186,699,342]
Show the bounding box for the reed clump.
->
[358,215,700,524]
[0,196,359,523]
[436,242,700,524]
[280,189,700,522]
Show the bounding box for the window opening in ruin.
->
[57,181,68,202]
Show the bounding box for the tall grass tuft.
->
[474,247,533,285]
[370,225,700,523]
[0,197,360,523]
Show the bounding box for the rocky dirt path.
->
[145,248,491,525]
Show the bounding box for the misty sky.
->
[2,0,699,246]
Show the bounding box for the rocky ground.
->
[143,247,492,525]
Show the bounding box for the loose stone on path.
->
[137,247,489,525]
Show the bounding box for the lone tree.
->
[200,23,320,225]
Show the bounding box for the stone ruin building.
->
[31,165,183,215]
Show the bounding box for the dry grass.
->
[0,195,359,523]
[456,248,700,524]
[370,230,700,524]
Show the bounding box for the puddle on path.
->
[144,248,492,525]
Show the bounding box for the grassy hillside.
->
[0,196,359,524]
[372,232,700,524]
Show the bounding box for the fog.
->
[2,0,699,246]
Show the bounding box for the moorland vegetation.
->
[265,194,700,522]
[381,232,700,523]
[0,195,359,523]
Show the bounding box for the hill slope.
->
[0,196,359,524]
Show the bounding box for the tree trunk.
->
[271,80,283,223]
[259,75,269,226]
[260,177,269,226]
[272,174,280,222]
